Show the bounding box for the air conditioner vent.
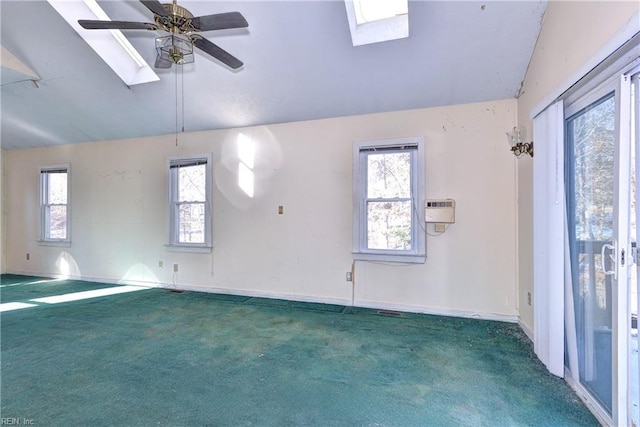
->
[426,200,454,208]
[424,199,455,223]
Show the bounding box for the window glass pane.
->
[48,172,67,204]
[367,152,411,199]
[48,205,67,239]
[367,200,411,250]
[178,202,205,243]
[178,164,206,202]
[569,96,615,242]
[566,93,615,413]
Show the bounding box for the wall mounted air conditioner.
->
[424,199,455,223]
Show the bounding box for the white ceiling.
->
[0,0,547,150]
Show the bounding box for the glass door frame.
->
[631,70,639,427]
[563,59,639,426]
[612,69,633,427]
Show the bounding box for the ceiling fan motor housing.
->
[156,3,195,34]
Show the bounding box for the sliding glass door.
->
[565,67,639,425]
[566,89,617,414]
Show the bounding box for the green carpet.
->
[1,275,597,426]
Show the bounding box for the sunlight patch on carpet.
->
[30,285,148,304]
[0,302,38,312]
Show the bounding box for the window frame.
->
[39,164,71,246]
[166,153,213,253]
[352,136,426,263]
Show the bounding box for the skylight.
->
[354,0,408,25]
[345,0,409,46]
[47,0,159,86]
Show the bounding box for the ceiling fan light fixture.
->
[155,34,194,65]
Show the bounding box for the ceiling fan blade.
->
[154,55,173,69]
[191,12,248,31]
[140,0,169,17]
[78,20,157,30]
[192,37,243,69]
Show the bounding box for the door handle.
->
[600,242,617,279]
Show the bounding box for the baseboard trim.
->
[4,270,518,324]
[518,319,534,342]
[151,284,520,324]
[3,270,166,289]
[354,299,519,323]
[165,282,352,307]
[4,269,64,280]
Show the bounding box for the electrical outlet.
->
[278,205,284,215]
[434,223,446,233]
[527,292,531,306]
[26,253,30,261]
[173,263,179,272]
[158,260,163,269]
[346,272,352,282]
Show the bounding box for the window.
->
[353,137,426,263]
[168,154,212,251]
[40,165,70,243]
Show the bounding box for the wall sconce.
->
[506,126,534,157]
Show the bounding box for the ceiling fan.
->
[78,0,248,70]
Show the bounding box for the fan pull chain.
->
[175,64,178,146]
[181,64,185,133]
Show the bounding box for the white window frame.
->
[39,164,71,246]
[352,136,426,263]
[166,153,213,253]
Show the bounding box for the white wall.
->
[516,0,640,331]
[4,99,518,319]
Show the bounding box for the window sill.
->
[165,244,212,254]
[352,252,426,264]
[38,240,71,248]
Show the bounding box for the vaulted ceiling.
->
[0,1,547,150]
